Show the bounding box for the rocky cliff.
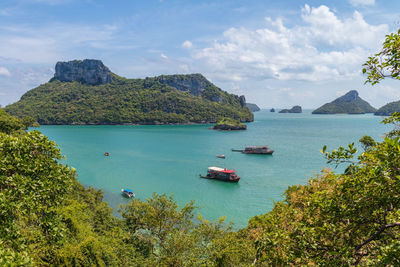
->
[312,90,376,114]
[155,74,246,107]
[246,103,260,112]
[51,59,113,85]
[155,74,213,97]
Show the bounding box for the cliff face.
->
[155,74,213,96]
[52,59,113,85]
[246,103,260,112]
[312,90,376,114]
[155,74,246,107]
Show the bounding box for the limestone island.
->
[246,103,260,112]
[375,100,400,116]
[279,105,302,113]
[212,117,247,130]
[5,59,253,125]
[312,90,376,114]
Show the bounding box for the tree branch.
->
[355,222,400,251]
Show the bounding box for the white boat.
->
[121,189,135,198]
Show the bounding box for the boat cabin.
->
[206,167,240,182]
[244,146,273,154]
[121,189,135,198]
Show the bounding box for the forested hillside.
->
[5,60,253,125]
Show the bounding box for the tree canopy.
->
[363,29,400,85]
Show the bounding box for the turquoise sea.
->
[37,110,390,228]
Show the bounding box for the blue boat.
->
[121,189,135,198]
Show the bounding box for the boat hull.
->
[243,150,274,155]
[121,189,135,198]
[199,174,240,183]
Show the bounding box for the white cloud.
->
[349,0,375,7]
[0,24,118,63]
[0,67,10,76]
[160,53,168,59]
[193,5,388,83]
[182,40,193,49]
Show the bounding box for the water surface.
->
[37,110,389,228]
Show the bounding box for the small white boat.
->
[121,189,135,198]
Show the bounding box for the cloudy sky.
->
[0,0,399,108]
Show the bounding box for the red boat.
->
[200,167,240,182]
[216,154,225,159]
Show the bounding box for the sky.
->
[0,0,400,108]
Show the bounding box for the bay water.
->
[37,110,390,228]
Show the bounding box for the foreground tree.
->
[120,193,255,266]
[363,29,400,85]
[249,29,400,266]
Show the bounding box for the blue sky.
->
[0,0,400,108]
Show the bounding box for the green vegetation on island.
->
[312,90,376,114]
[374,100,400,116]
[279,105,302,113]
[212,117,247,130]
[5,60,253,125]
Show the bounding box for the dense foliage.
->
[213,117,246,130]
[248,124,400,265]
[215,117,244,127]
[5,74,253,125]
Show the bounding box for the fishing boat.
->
[232,146,274,155]
[121,189,135,198]
[216,154,225,159]
[104,152,110,156]
[200,167,240,182]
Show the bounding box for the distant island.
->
[270,108,275,112]
[374,100,400,116]
[5,59,253,125]
[279,106,302,113]
[212,117,246,130]
[312,90,376,114]
[246,103,260,112]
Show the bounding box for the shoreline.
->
[33,121,252,126]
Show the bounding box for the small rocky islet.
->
[312,90,376,114]
[212,117,247,130]
[279,105,302,113]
